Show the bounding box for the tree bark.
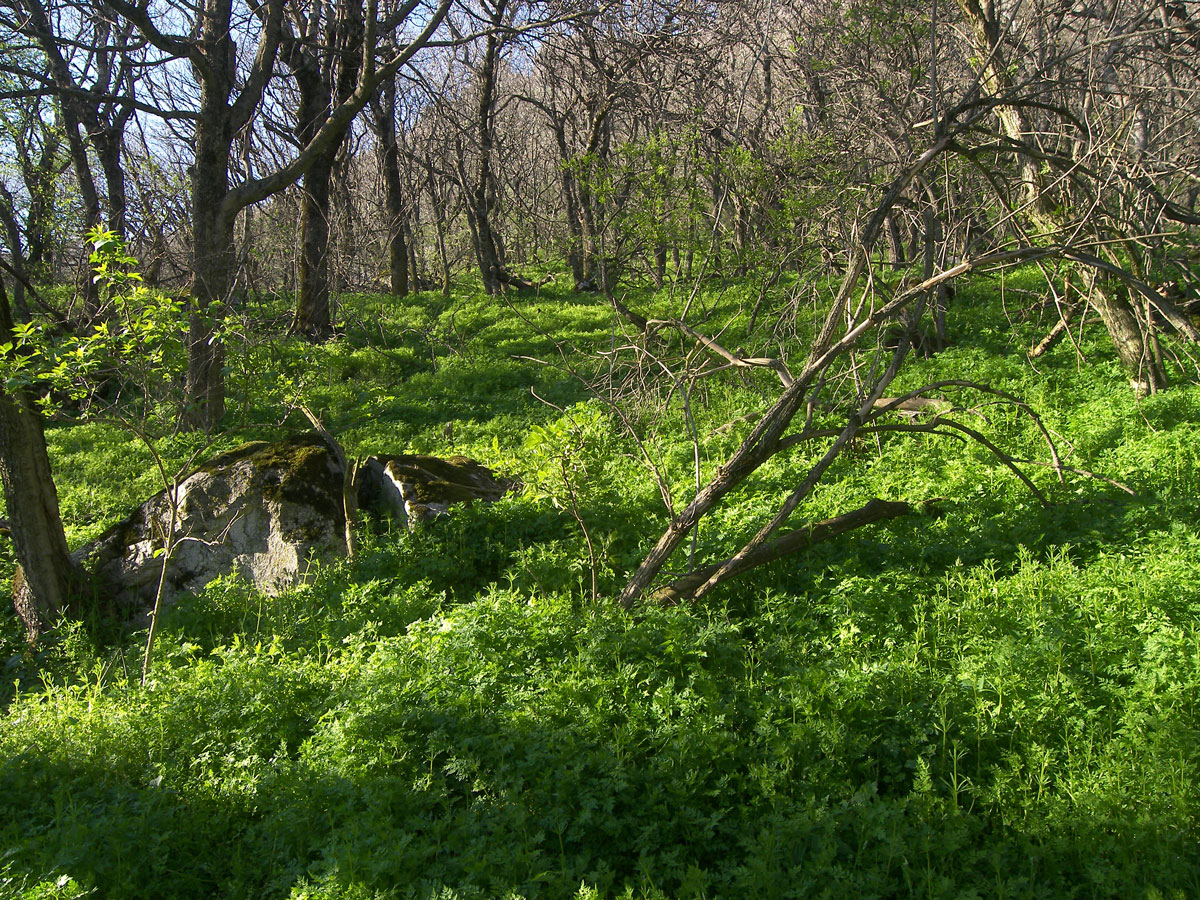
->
[287,0,365,339]
[293,152,336,338]
[0,276,81,640]
[465,7,509,296]
[370,76,410,297]
[182,83,237,430]
[647,499,915,605]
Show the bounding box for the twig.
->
[296,404,357,559]
[1012,458,1136,495]
[648,317,795,388]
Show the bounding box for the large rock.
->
[76,432,348,611]
[74,434,515,614]
[356,453,514,530]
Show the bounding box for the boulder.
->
[356,453,514,530]
[73,434,515,615]
[76,432,348,611]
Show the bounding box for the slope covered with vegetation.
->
[2,274,1199,899]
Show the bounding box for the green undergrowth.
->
[2,272,1199,898]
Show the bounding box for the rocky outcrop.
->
[73,433,514,614]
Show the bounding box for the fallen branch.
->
[873,396,951,417]
[611,295,649,332]
[1012,458,1136,495]
[647,497,926,605]
[1029,302,1082,359]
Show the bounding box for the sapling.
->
[2,228,219,673]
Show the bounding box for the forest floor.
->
[2,271,1199,899]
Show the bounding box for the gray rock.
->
[76,432,347,611]
[356,453,514,530]
[73,435,516,615]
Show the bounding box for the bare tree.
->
[274,0,366,338]
[1,0,149,318]
[0,89,68,320]
[368,32,411,298]
[105,0,451,428]
[953,0,1200,392]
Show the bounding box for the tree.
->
[276,0,366,338]
[368,41,411,298]
[104,0,451,428]
[0,89,67,321]
[459,0,518,295]
[1,0,148,317]
[952,0,1200,392]
[0,266,82,640]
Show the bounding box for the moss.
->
[201,432,342,511]
[375,454,512,504]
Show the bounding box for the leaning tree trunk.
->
[1088,274,1159,393]
[0,278,81,640]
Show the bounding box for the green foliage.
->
[1,229,186,418]
[3,269,1200,898]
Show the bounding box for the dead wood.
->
[667,318,795,388]
[646,497,924,605]
[1029,302,1082,358]
[873,396,951,417]
[611,295,649,332]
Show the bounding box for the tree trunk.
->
[293,152,336,339]
[388,190,410,297]
[1089,275,1159,393]
[554,125,587,288]
[60,112,103,316]
[0,277,81,640]
[287,1,364,337]
[406,220,419,291]
[182,119,234,431]
[468,17,508,296]
[647,499,915,605]
[0,184,30,321]
[370,83,410,297]
[96,132,130,239]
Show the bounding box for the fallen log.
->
[646,497,929,605]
